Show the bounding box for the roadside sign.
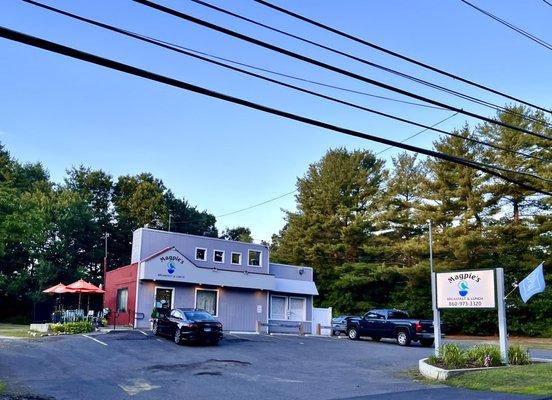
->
[436,269,496,309]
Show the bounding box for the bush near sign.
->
[436,269,496,309]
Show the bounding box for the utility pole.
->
[103,233,109,287]
[429,220,442,356]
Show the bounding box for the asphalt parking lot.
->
[0,331,548,400]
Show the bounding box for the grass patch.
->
[0,323,33,338]
[0,381,5,394]
[446,363,552,396]
[447,335,552,351]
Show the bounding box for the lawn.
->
[0,323,33,338]
[446,363,552,396]
[447,335,552,350]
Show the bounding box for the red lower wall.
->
[104,263,138,327]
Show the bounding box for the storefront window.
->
[270,295,286,320]
[117,288,128,312]
[155,288,173,309]
[196,289,218,316]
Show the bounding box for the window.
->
[270,295,306,321]
[213,250,224,263]
[154,287,173,309]
[270,296,287,320]
[195,289,218,316]
[231,252,242,265]
[195,248,207,261]
[388,311,409,319]
[116,288,128,312]
[248,250,262,267]
[170,310,183,319]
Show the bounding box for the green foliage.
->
[465,345,502,367]
[221,226,253,243]
[439,343,467,369]
[50,321,93,334]
[508,345,531,365]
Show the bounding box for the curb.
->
[419,357,552,381]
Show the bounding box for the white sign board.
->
[436,270,496,309]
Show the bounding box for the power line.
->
[254,0,552,115]
[21,1,444,112]
[22,0,546,163]
[376,113,459,156]
[543,0,552,7]
[131,0,552,142]
[460,0,552,52]
[1,27,549,196]
[192,0,551,129]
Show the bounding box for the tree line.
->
[270,106,551,336]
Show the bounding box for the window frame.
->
[194,288,219,317]
[153,286,175,309]
[213,249,225,264]
[269,295,288,320]
[247,249,262,267]
[195,247,207,261]
[116,287,128,312]
[231,252,242,265]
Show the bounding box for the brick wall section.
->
[104,263,138,327]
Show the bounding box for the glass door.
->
[155,288,173,309]
[288,297,305,321]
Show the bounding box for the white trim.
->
[154,286,176,309]
[194,247,207,261]
[213,249,225,264]
[247,249,262,268]
[231,252,242,265]
[194,287,220,317]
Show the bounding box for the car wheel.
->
[347,328,359,340]
[152,322,159,336]
[396,330,411,346]
[174,329,183,345]
[371,336,381,342]
[420,339,434,347]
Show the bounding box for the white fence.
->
[312,306,332,335]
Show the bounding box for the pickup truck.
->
[346,309,435,347]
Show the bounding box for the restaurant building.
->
[104,228,318,333]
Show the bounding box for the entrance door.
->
[155,288,174,309]
[288,297,305,321]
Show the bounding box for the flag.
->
[519,263,546,303]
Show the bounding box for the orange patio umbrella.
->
[66,279,105,310]
[43,282,74,294]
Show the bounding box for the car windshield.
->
[184,311,215,321]
[388,311,409,319]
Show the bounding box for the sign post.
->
[496,268,508,364]
[429,220,442,356]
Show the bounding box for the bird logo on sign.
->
[167,262,176,275]
[458,281,469,297]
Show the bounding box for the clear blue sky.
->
[1,0,550,242]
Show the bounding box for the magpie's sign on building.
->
[436,269,496,309]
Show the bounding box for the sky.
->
[1,0,551,242]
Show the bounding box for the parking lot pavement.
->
[0,332,544,400]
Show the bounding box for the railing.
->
[256,320,307,335]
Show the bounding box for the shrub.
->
[509,345,531,365]
[49,321,93,334]
[465,344,502,367]
[440,343,466,369]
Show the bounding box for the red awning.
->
[66,279,105,294]
[42,283,75,294]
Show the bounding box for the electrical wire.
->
[21,0,547,163]
[192,0,551,129]
[0,26,549,196]
[543,0,552,7]
[254,0,552,115]
[131,0,552,142]
[460,0,552,52]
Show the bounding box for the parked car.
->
[346,309,435,347]
[153,308,223,345]
[331,315,357,336]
